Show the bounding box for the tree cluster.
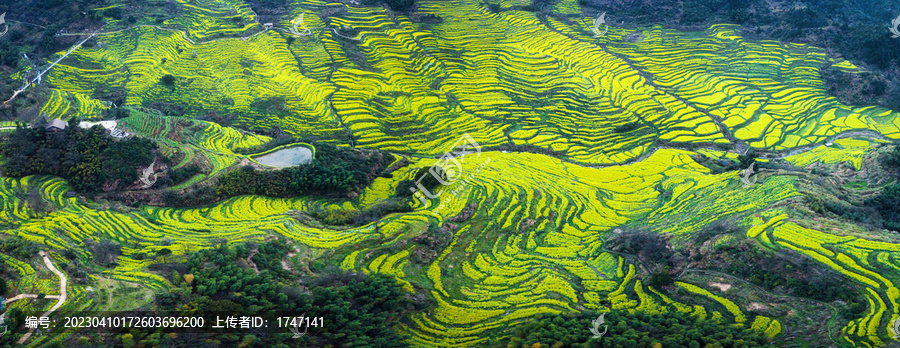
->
[85,239,123,268]
[499,309,769,348]
[0,120,157,192]
[692,151,759,175]
[307,197,413,226]
[97,240,415,347]
[216,143,390,197]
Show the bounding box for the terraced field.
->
[2,0,900,346]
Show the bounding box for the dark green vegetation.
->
[691,151,760,174]
[0,306,26,346]
[160,165,202,187]
[86,239,123,267]
[160,74,177,87]
[216,142,391,197]
[882,144,900,169]
[0,119,157,192]
[408,224,453,264]
[613,121,644,134]
[307,198,413,226]
[85,240,417,347]
[0,238,45,345]
[498,309,770,348]
[395,166,443,198]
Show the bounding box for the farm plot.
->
[42,0,900,166]
[8,0,900,346]
[741,221,900,347]
[335,150,805,346]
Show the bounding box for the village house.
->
[45,119,67,133]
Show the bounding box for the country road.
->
[3,293,60,304]
[16,251,67,345]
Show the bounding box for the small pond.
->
[252,146,313,167]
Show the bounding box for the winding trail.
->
[97,276,115,312]
[3,294,60,304]
[17,251,68,345]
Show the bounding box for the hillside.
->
[1,0,900,347]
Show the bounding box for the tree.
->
[0,124,156,192]
[147,241,416,346]
[160,74,176,86]
[91,240,122,267]
[157,248,172,263]
[0,277,6,296]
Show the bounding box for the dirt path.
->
[3,294,60,304]
[246,250,260,275]
[139,159,158,188]
[17,251,68,345]
[100,277,114,312]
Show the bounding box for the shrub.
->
[0,237,41,259]
[0,125,157,192]
[711,240,863,303]
[605,230,673,265]
[160,74,176,86]
[167,165,202,184]
[410,224,453,264]
[613,121,643,133]
[385,0,415,12]
[648,269,674,288]
[89,239,122,267]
